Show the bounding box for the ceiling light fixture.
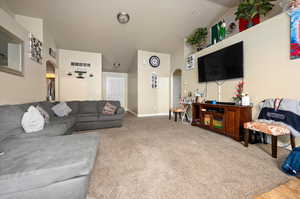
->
[117,12,130,24]
[113,63,121,69]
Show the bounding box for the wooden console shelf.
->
[192,103,252,141]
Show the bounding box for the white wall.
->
[15,15,43,41]
[128,54,138,114]
[102,72,128,110]
[0,8,47,105]
[182,13,300,145]
[137,50,171,116]
[58,49,102,101]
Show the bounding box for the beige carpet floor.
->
[86,114,292,199]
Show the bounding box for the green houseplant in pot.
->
[235,0,276,28]
[187,27,208,51]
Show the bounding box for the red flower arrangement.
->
[233,81,244,102]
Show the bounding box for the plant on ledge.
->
[235,0,276,28]
[186,27,208,51]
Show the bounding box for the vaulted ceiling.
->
[4,0,239,72]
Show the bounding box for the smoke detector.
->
[117,12,130,24]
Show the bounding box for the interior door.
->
[106,77,125,107]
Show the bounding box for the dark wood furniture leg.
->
[271,135,278,158]
[290,134,296,150]
[262,133,267,144]
[174,112,178,122]
[244,128,249,147]
[169,110,171,120]
[185,114,189,122]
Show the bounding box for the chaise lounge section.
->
[0,100,125,199]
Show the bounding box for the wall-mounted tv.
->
[198,41,244,83]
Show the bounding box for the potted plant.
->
[186,27,208,51]
[235,0,276,28]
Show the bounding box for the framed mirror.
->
[0,25,24,76]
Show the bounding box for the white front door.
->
[106,77,125,107]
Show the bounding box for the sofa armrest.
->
[116,107,125,115]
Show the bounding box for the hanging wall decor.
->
[151,72,158,89]
[290,9,300,59]
[29,33,43,64]
[49,48,56,59]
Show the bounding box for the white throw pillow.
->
[51,102,72,117]
[21,106,45,133]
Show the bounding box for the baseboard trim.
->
[127,109,138,116]
[137,113,169,118]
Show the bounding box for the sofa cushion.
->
[98,101,120,113]
[98,114,123,121]
[50,116,76,130]
[77,114,98,122]
[0,133,100,195]
[67,101,80,115]
[38,101,56,119]
[0,105,24,142]
[102,102,117,115]
[79,101,98,114]
[8,123,68,139]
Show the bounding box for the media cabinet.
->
[192,103,252,141]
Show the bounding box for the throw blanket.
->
[258,98,300,137]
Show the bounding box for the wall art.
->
[290,9,300,59]
[29,33,43,64]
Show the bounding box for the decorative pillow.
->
[51,102,72,117]
[102,102,117,115]
[21,106,45,133]
[36,105,50,123]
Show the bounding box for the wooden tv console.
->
[192,103,252,141]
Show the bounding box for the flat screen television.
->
[198,41,244,83]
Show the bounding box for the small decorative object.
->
[67,72,72,76]
[49,48,56,58]
[186,54,195,70]
[242,94,251,106]
[29,33,43,64]
[149,56,160,68]
[211,20,226,44]
[218,20,227,41]
[232,81,244,104]
[186,27,208,51]
[290,9,300,59]
[227,22,237,34]
[235,0,275,30]
[151,72,158,88]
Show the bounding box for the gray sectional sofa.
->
[0,100,125,199]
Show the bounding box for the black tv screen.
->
[198,42,244,82]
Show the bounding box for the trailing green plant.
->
[235,0,276,25]
[186,27,208,50]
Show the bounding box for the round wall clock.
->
[149,56,160,68]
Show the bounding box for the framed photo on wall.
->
[290,9,300,60]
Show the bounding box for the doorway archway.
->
[172,69,182,108]
[46,60,57,101]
